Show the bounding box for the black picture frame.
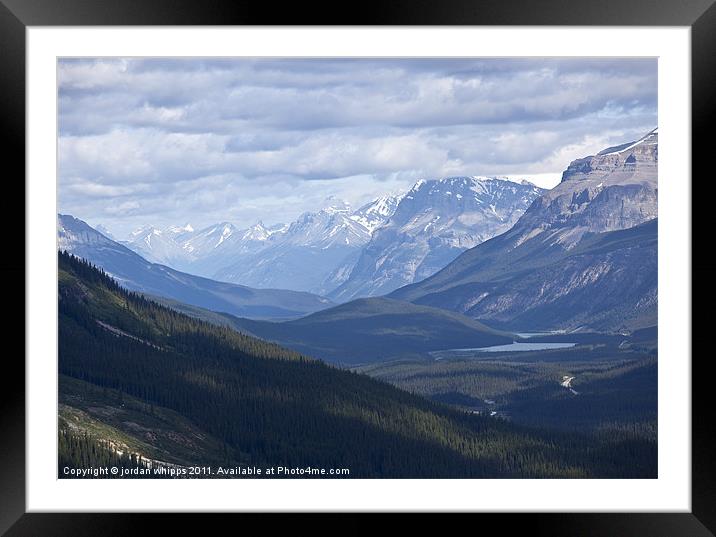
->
[2,0,712,533]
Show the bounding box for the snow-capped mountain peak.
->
[118,174,547,299]
[182,222,239,253]
[167,223,194,234]
[242,221,273,241]
[350,193,405,234]
[122,224,189,266]
[319,196,352,215]
[129,225,158,238]
[329,176,546,301]
[208,193,404,294]
[215,222,237,246]
[410,179,426,192]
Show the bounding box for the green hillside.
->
[58,251,655,478]
[228,297,513,365]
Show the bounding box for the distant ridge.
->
[58,214,333,320]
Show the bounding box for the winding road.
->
[560,375,579,395]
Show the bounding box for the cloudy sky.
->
[58,57,657,237]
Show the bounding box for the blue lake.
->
[450,342,577,353]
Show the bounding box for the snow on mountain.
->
[167,223,194,233]
[281,199,370,248]
[350,193,405,234]
[119,177,544,297]
[390,129,658,332]
[182,222,239,256]
[240,222,272,242]
[318,195,352,215]
[123,225,194,270]
[63,128,658,329]
[57,214,333,320]
[597,128,657,156]
[58,214,119,252]
[329,176,545,301]
[211,197,391,294]
[118,192,401,294]
[165,223,195,243]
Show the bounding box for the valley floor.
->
[356,337,657,464]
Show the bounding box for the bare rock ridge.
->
[517,128,657,240]
[389,129,658,332]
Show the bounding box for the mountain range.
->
[120,195,400,295]
[212,196,401,295]
[58,214,332,320]
[56,128,659,479]
[329,177,545,300]
[118,177,544,297]
[390,129,658,331]
[60,128,658,346]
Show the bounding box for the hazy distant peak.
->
[94,224,115,240]
[167,223,194,234]
[129,225,160,238]
[319,195,352,214]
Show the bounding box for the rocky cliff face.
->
[329,177,545,301]
[59,214,117,251]
[389,130,658,332]
[517,128,657,245]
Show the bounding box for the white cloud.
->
[58,57,657,236]
[105,201,140,216]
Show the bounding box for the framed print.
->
[2,0,713,534]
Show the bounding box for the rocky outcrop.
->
[390,130,658,332]
[517,128,657,245]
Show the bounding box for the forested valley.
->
[58,251,656,478]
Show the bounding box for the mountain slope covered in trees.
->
[228,297,513,365]
[58,251,655,478]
